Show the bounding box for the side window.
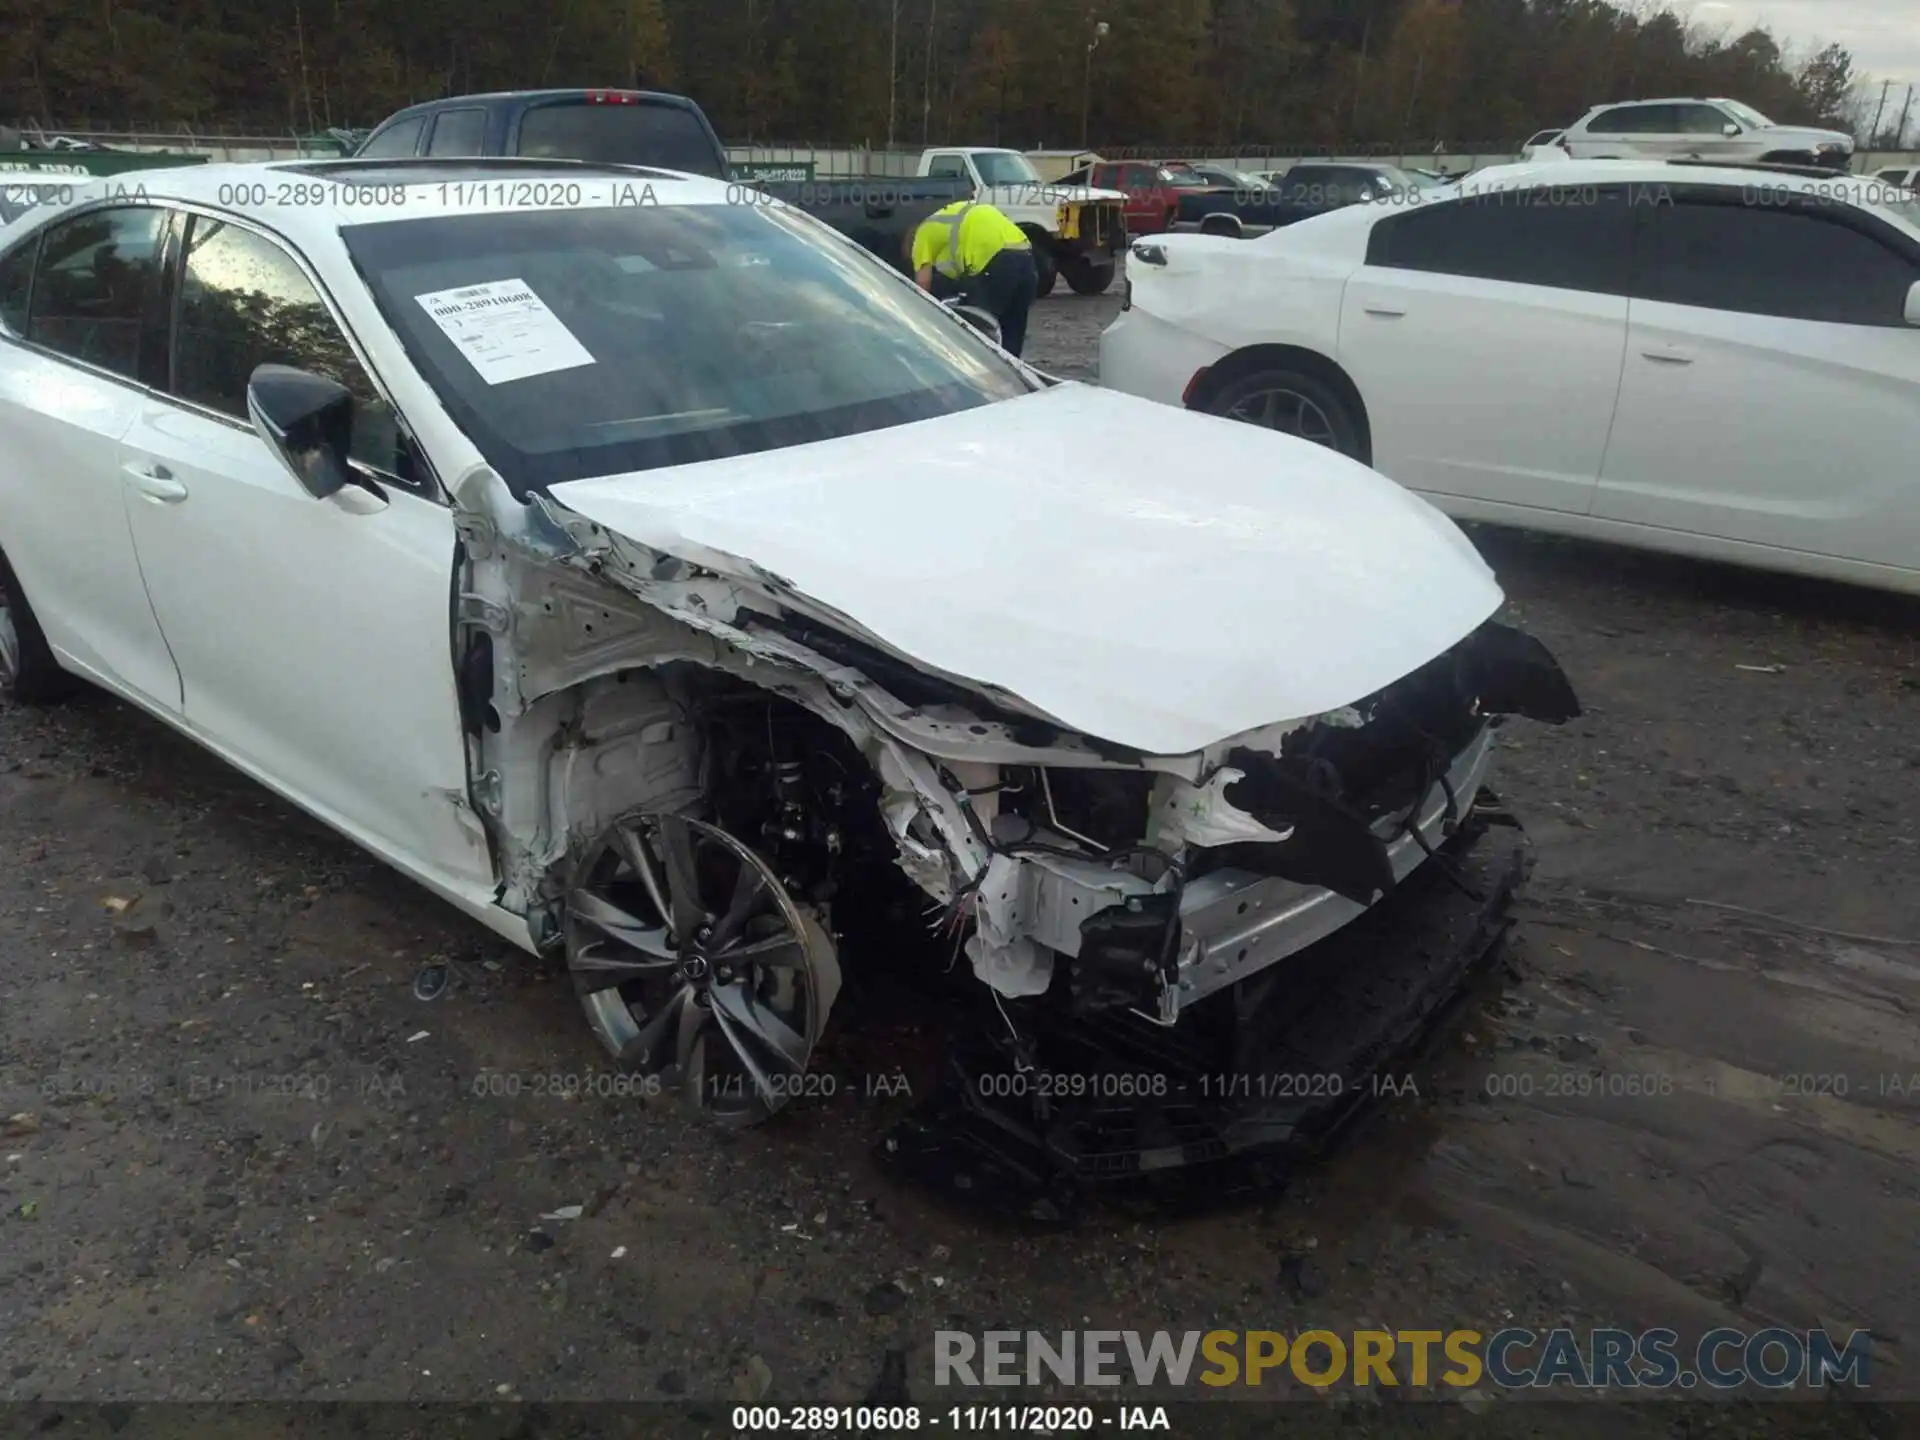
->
[172,217,410,478]
[926,153,968,179]
[357,116,426,158]
[1281,166,1330,199]
[425,108,487,157]
[27,205,169,380]
[1366,187,1632,294]
[0,234,36,334]
[1645,196,1919,327]
[1588,104,1669,135]
[1678,104,1732,135]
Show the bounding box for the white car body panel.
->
[0,352,184,709]
[1337,267,1627,513]
[117,398,497,898]
[549,382,1502,758]
[1100,159,1920,594]
[1595,302,1920,569]
[1561,99,1852,164]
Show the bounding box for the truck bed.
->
[749,175,971,272]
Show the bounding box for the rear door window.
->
[1366,186,1634,294]
[1587,104,1672,135]
[425,108,488,157]
[358,116,426,158]
[26,205,170,380]
[1643,192,1919,327]
[926,153,969,179]
[513,100,725,177]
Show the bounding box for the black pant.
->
[961,246,1038,357]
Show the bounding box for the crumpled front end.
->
[447,461,1578,1165]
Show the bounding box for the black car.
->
[1182,161,1422,236]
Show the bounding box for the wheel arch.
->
[1184,344,1374,465]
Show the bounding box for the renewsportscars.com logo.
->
[933,1327,1873,1391]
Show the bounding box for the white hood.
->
[548,385,1503,756]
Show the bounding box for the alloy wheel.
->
[565,812,840,1127]
[1225,387,1339,449]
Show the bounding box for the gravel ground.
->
[3,272,1918,1428]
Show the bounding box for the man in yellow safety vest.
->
[910,199,1039,357]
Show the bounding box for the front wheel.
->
[0,548,77,706]
[1205,368,1365,459]
[564,810,842,1128]
[1022,228,1058,298]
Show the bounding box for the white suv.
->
[1560,98,1853,169]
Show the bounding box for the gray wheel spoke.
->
[709,980,808,1073]
[718,933,806,967]
[655,814,709,940]
[677,1001,711,1079]
[615,823,673,928]
[707,862,767,953]
[618,983,691,1066]
[568,890,677,963]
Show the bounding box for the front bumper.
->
[879,798,1531,1214]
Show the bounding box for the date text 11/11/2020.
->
[729,1405,1173,1432]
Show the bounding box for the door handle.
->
[1641,348,1694,366]
[121,461,188,503]
[1363,305,1406,318]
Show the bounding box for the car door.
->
[0,203,184,709]
[1593,187,1920,572]
[116,208,495,897]
[1671,102,1747,160]
[1337,184,1634,514]
[1571,103,1671,158]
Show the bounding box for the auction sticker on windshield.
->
[414,278,595,385]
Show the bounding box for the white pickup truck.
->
[916,147,1130,297]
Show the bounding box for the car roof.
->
[1457,158,1866,190]
[2,157,737,248]
[377,88,703,116]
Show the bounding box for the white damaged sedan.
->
[0,161,1576,1184]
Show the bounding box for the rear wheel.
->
[1205,368,1364,459]
[1063,256,1115,295]
[0,548,76,706]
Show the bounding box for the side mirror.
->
[1722,122,1741,136]
[950,303,1003,347]
[246,363,358,501]
[1907,280,1920,327]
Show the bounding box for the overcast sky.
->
[1676,0,1919,83]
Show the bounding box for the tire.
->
[1204,367,1365,459]
[1063,257,1115,296]
[0,547,77,706]
[1022,228,1057,298]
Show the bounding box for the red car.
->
[1060,160,1226,235]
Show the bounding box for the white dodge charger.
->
[1101,159,1920,595]
[0,159,1576,1155]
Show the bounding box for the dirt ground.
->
[3,273,1918,1430]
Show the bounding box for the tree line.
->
[0,0,1870,150]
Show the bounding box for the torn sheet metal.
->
[1149,767,1296,850]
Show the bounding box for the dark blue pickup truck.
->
[354,88,967,272]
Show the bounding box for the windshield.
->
[973,152,1042,186]
[1720,100,1773,129]
[342,202,1031,493]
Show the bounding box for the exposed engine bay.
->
[447,464,1580,1195]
